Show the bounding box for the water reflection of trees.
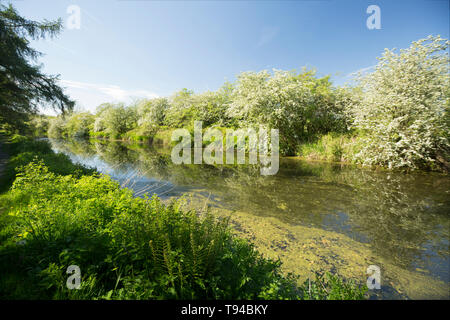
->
[50,138,97,157]
[94,140,139,169]
[51,139,449,278]
[334,170,449,274]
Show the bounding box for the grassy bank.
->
[297,133,363,164]
[0,134,95,193]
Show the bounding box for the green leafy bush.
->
[91,103,138,139]
[26,116,49,138]
[47,117,66,138]
[64,112,95,138]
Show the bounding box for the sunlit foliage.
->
[349,36,449,170]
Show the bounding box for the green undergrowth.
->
[298,133,363,163]
[0,135,96,192]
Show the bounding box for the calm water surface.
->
[49,138,450,299]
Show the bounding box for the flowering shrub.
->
[350,36,449,170]
[227,69,344,155]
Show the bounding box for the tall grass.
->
[298,133,363,163]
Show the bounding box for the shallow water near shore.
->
[48,138,450,299]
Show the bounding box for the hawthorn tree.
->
[227,69,340,155]
[350,36,450,170]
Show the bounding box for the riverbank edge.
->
[69,132,449,175]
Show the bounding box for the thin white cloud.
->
[346,65,376,78]
[61,80,159,100]
[59,80,159,113]
[82,8,103,26]
[42,38,78,56]
[257,26,280,47]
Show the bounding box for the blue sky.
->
[8,0,450,114]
